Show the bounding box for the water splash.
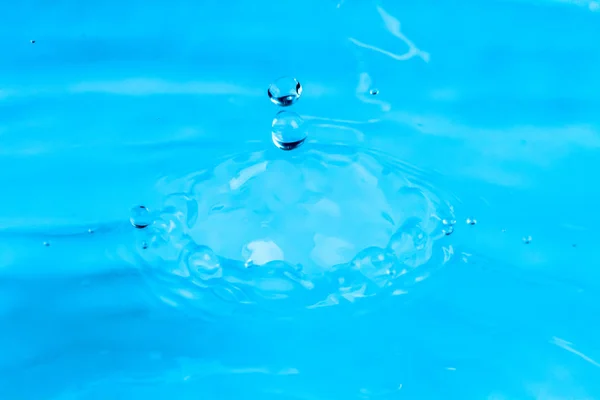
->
[137,144,457,317]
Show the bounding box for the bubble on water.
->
[130,205,152,229]
[271,110,307,151]
[183,244,222,281]
[522,235,532,244]
[369,89,379,95]
[267,77,302,106]
[466,217,477,225]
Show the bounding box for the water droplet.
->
[88,228,94,234]
[141,241,149,249]
[267,77,302,106]
[43,241,50,247]
[130,205,152,229]
[369,89,379,95]
[442,219,456,236]
[271,110,307,151]
[522,235,532,244]
[30,40,35,44]
[466,218,477,225]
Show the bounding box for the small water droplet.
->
[501,229,506,233]
[141,241,149,249]
[522,235,532,244]
[30,40,35,44]
[267,77,302,106]
[130,205,152,229]
[369,88,379,95]
[466,218,477,225]
[88,228,94,234]
[271,110,307,151]
[43,241,50,247]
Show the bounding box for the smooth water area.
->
[1,0,600,399]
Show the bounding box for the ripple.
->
[137,144,456,316]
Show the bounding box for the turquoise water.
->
[2,1,600,399]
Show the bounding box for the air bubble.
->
[522,236,532,244]
[43,241,50,247]
[30,40,36,44]
[466,218,477,225]
[267,77,302,106]
[370,89,379,95]
[130,205,152,229]
[271,110,307,151]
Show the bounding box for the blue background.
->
[1,0,600,398]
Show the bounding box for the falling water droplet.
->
[369,88,379,95]
[130,205,152,229]
[271,110,307,151]
[466,218,477,226]
[522,235,532,244]
[267,77,302,106]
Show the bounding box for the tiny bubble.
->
[267,77,302,107]
[141,241,148,249]
[501,229,506,233]
[369,89,379,95]
[466,218,477,225]
[30,40,36,44]
[522,235,532,244]
[88,228,94,234]
[43,241,50,247]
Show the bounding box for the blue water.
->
[2,1,600,399]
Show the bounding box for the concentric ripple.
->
[135,144,456,316]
